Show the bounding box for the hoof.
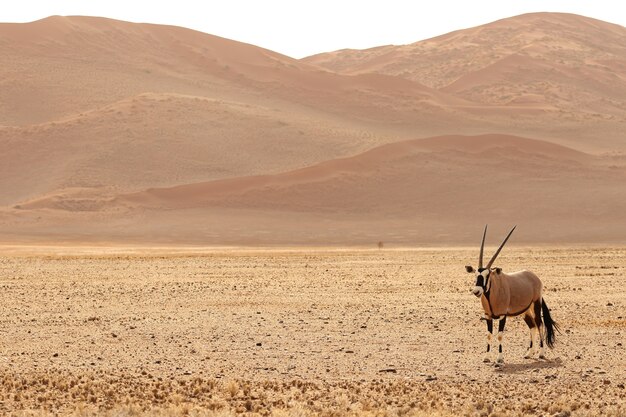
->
[539,354,546,360]
[496,357,504,364]
[483,357,491,363]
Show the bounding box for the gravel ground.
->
[0,247,623,416]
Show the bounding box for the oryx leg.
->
[495,316,507,364]
[523,313,537,359]
[483,318,493,362]
[534,301,546,359]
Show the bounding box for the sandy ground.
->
[0,246,623,416]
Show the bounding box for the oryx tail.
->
[540,298,559,349]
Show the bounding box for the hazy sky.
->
[4,0,625,58]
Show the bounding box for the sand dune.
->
[2,13,626,244]
[118,134,594,209]
[0,15,480,210]
[7,134,626,244]
[304,13,626,151]
[0,92,386,207]
[0,15,462,128]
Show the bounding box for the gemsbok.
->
[465,225,559,364]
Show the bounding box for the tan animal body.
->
[465,226,559,364]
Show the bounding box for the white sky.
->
[3,0,625,58]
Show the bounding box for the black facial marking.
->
[475,268,490,289]
[487,345,490,352]
[529,341,533,349]
[499,345,503,353]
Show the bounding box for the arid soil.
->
[0,247,623,416]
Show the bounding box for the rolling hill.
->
[6,134,626,245]
[304,12,626,151]
[1,13,625,245]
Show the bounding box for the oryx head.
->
[465,225,516,297]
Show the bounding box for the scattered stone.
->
[378,368,397,373]
[607,302,614,306]
[256,342,262,346]
[52,353,58,358]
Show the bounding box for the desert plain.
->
[0,246,623,416]
[1,9,626,417]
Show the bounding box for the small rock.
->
[603,379,611,385]
[52,353,59,358]
[256,342,262,346]
[617,383,624,389]
[378,368,397,373]
[425,375,437,381]
[575,355,582,359]
[111,333,118,338]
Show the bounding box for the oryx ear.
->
[465,265,475,273]
[494,267,502,274]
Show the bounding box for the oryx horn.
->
[486,225,517,268]
[478,224,487,269]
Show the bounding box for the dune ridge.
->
[2,13,626,244]
[7,134,626,244]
